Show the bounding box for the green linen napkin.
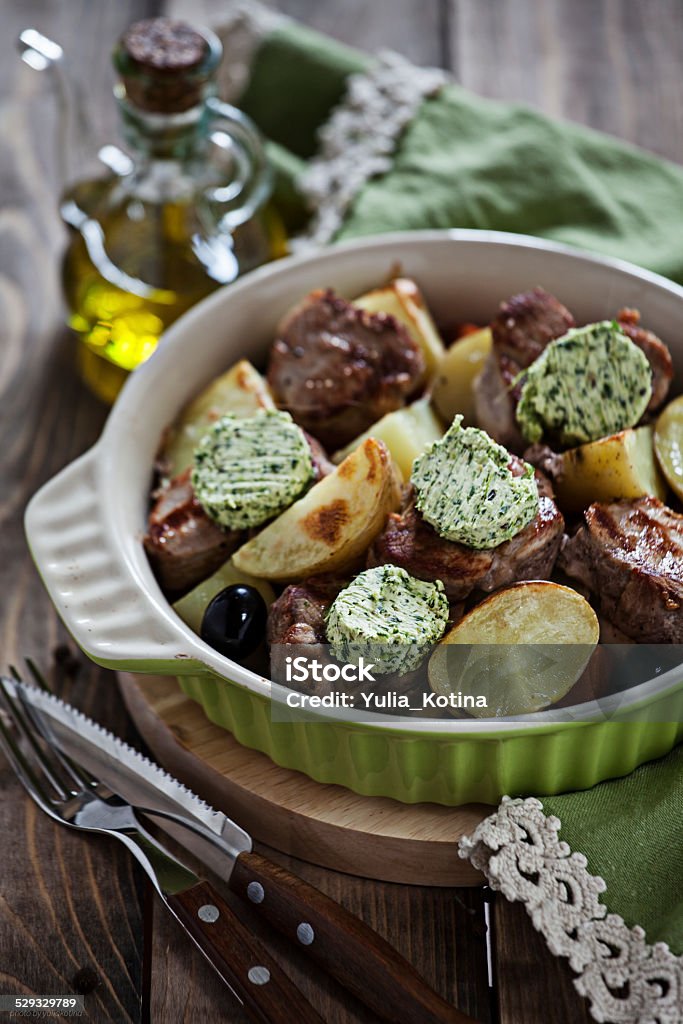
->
[223,8,683,974]
[240,21,683,284]
[544,746,683,953]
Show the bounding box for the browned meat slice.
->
[474,287,575,450]
[303,430,335,480]
[473,354,524,452]
[144,469,242,594]
[508,451,555,499]
[146,429,328,594]
[524,444,564,496]
[267,289,425,450]
[492,287,576,369]
[267,577,343,646]
[616,308,673,411]
[268,578,347,694]
[559,497,683,642]
[367,487,564,600]
[482,497,564,589]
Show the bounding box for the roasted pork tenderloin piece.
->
[367,484,564,601]
[491,286,577,369]
[616,308,673,411]
[267,577,346,695]
[303,430,335,480]
[146,431,331,595]
[506,450,556,499]
[524,443,565,491]
[267,289,425,450]
[267,577,344,646]
[474,287,575,450]
[559,497,683,643]
[144,468,243,594]
[267,577,463,702]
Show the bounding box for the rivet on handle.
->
[297,923,315,946]
[198,904,220,923]
[247,966,271,985]
[247,881,265,904]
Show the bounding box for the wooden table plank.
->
[0,3,162,1021]
[167,0,447,67]
[493,899,592,1024]
[2,1,680,1022]
[448,0,683,165]
[150,846,492,1023]
[445,5,677,1019]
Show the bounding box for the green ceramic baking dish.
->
[25,230,683,805]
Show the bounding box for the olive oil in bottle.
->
[61,18,286,403]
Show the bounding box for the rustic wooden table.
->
[2,1,681,1021]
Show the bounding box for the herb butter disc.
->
[515,321,652,446]
[325,564,449,676]
[192,410,313,530]
[411,416,539,549]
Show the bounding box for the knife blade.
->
[16,681,475,1024]
[1,676,323,1024]
[14,680,251,876]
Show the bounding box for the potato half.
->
[232,438,402,580]
[353,278,446,379]
[428,581,599,718]
[163,360,274,476]
[431,327,493,427]
[554,425,666,513]
[331,398,445,480]
[654,394,683,501]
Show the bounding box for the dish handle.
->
[24,447,202,674]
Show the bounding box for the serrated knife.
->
[1,675,322,1024]
[14,681,475,1024]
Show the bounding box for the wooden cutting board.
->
[118,673,489,886]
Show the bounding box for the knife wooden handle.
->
[167,880,324,1024]
[230,851,478,1024]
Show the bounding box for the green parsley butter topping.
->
[411,416,539,549]
[192,410,313,530]
[325,565,449,676]
[515,321,652,446]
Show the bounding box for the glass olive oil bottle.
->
[61,18,286,403]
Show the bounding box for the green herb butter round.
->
[192,410,313,530]
[325,564,449,676]
[411,416,539,549]
[515,321,652,446]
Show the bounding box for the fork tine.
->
[12,664,100,792]
[0,711,61,816]
[0,680,74,800]
[25,658,54,692]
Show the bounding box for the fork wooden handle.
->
[167,880,324,1024]
[230,851,477,1024]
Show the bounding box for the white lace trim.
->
[459,797,683,1023]
[214,1,285,102]
[297,51,447,246]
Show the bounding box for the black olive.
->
[200,585,267,661]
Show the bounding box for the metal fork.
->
[0,671,324,1024]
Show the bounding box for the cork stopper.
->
[115,18,221,114]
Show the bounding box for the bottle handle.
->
[206,97,273,229]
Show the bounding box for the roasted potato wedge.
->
[431,327,492,426]
[173,559,276,634]
[353,278,446,378]
[233,438,402,580]
[654,394,683,501]
[331,398,445,480]
[163,360,274,476]
[554,425,667,513]
[428,581,599,718]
